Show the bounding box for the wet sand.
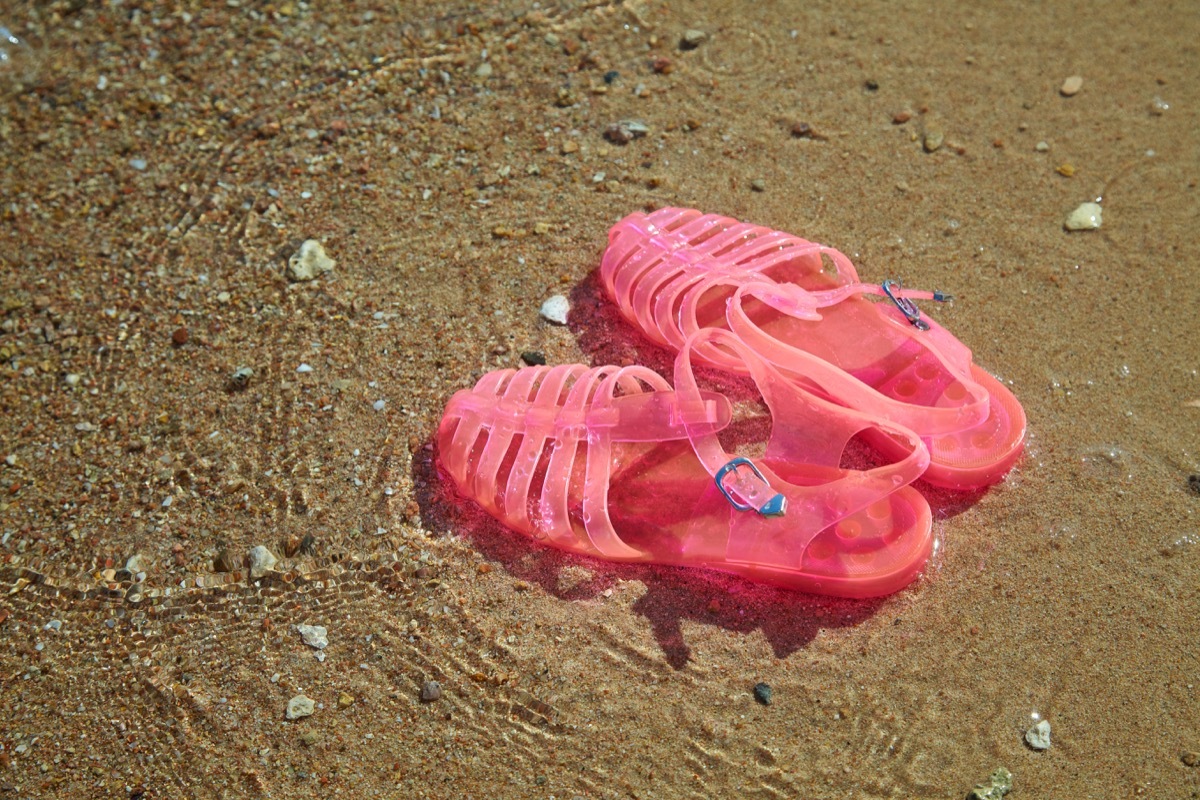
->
[0,0,1198,797]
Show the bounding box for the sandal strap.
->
[671,329,930,565]
[725,281,989,435]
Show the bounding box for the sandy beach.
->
[1,0,1198,797]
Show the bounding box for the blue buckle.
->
[881,280,953,330]
[714,457,787,517]
[881,279,929,330]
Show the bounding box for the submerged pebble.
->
[680,29,708,50]
[539,295,570,325]
[967,767,1013,800]
[248,545,278,578]
[1025,719,1052,750]
[1064,202,1102,231]
[287,239,336,281]
[297,624,328,649]
[286,695,315,720]
[604,119,649,145]
[923,126,945,153]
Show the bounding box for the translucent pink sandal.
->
[438,329,933,598]
[600,207,1026,489]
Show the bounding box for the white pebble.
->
[373,399,386,412]
[539,295,570,325]
[296,624,328,650]
[296,363,314,373]
[1025,719,1052,750]
[248,545,277,578]
[1060,75,1083,96]
[1064,202,1103,231]
[287,239,336,282]
[286,695,316,720]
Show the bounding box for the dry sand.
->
[0,0,1198,797]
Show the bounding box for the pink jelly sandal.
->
[438,328,933,598]
[600,207,1026,489]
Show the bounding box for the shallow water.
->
[0,0,1197,797]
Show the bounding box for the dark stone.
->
[753,682,773,706]
[520,351,546,366]
[603,70,619,84]
[864,79,879,91]
[1187,474,1200,495]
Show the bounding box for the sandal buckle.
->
[882,279,930,331]
[714,457,787,517]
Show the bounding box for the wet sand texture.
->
[0,1,1198,797]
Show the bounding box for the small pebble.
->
[1060,75,1084,96]
[171,327,189,346]
[539,295,570,325]
[420,680,442,702]
[967,767,1012,800]
[1149,96,1169,116]
[129,158,148,171]
[1187,474,1200,495]
[299,730,321,747]
[923,127,945,152]
[750,179,766,193]
[604,119,649,145]
[296,624,328,649]
[1182,751,1200,767]
[1064,202,1102,231]
[520,351,546,366]
[229,366,254,390]
[680,29,708,50]
[1035,141,1050,152]
[1025,718,1051,750]
[753,682,773,705]
[475,62,492,78]
[287,239,336,282]
[337,692,355,709]
[248,545,278,578]
[286,695,315,720]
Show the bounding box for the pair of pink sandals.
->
[439,208,1026,598]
